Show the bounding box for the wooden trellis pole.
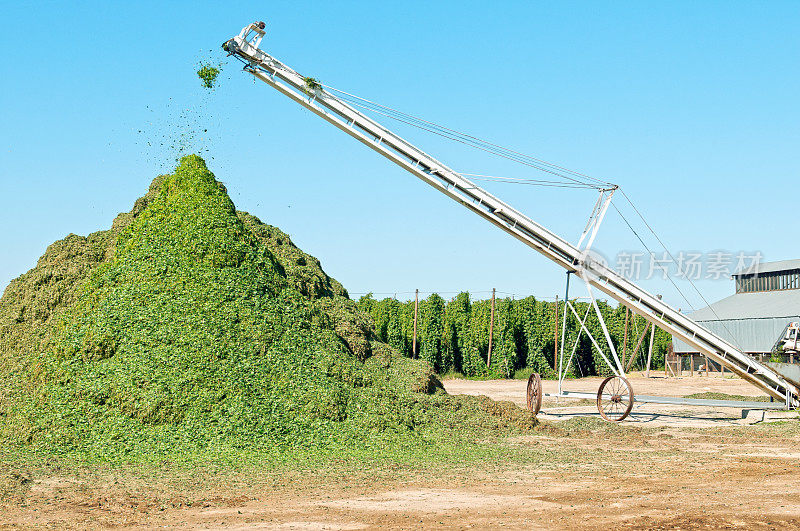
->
[646,323,655,377]
[625,318,652,372]
[554,295,559,368]
[487,288,496,367]
[412,288,419,358]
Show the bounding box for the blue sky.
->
[1,1,798,310]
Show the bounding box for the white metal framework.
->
[224,22,799,409]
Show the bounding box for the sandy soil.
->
[444,373,795,428]
[444,372,767,406]
[2,375,799,530]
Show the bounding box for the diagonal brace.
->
[566,300,621,378]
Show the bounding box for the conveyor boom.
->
[225,22,798,407]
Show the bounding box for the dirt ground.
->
[445,372,796,428]
[445,371,768,405]
[2,375,799,530]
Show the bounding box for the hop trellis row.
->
[357,293,671,379]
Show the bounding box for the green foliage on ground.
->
[357,294,672,379]
[684,392,771,402]
[0,155,536,462]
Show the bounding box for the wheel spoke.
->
[527,373,542,416]
[597,376,634,422]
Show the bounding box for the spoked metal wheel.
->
[596,376,634,422]
[526,372,543,416]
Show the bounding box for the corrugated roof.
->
[672,267,800,353]
[688,289,800,321]
[733,259,800,277]
[673,317,794,353]
[672,289,800,353]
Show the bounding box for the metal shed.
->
[673,260,800,356]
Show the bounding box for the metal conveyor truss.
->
[224,22,799,409]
